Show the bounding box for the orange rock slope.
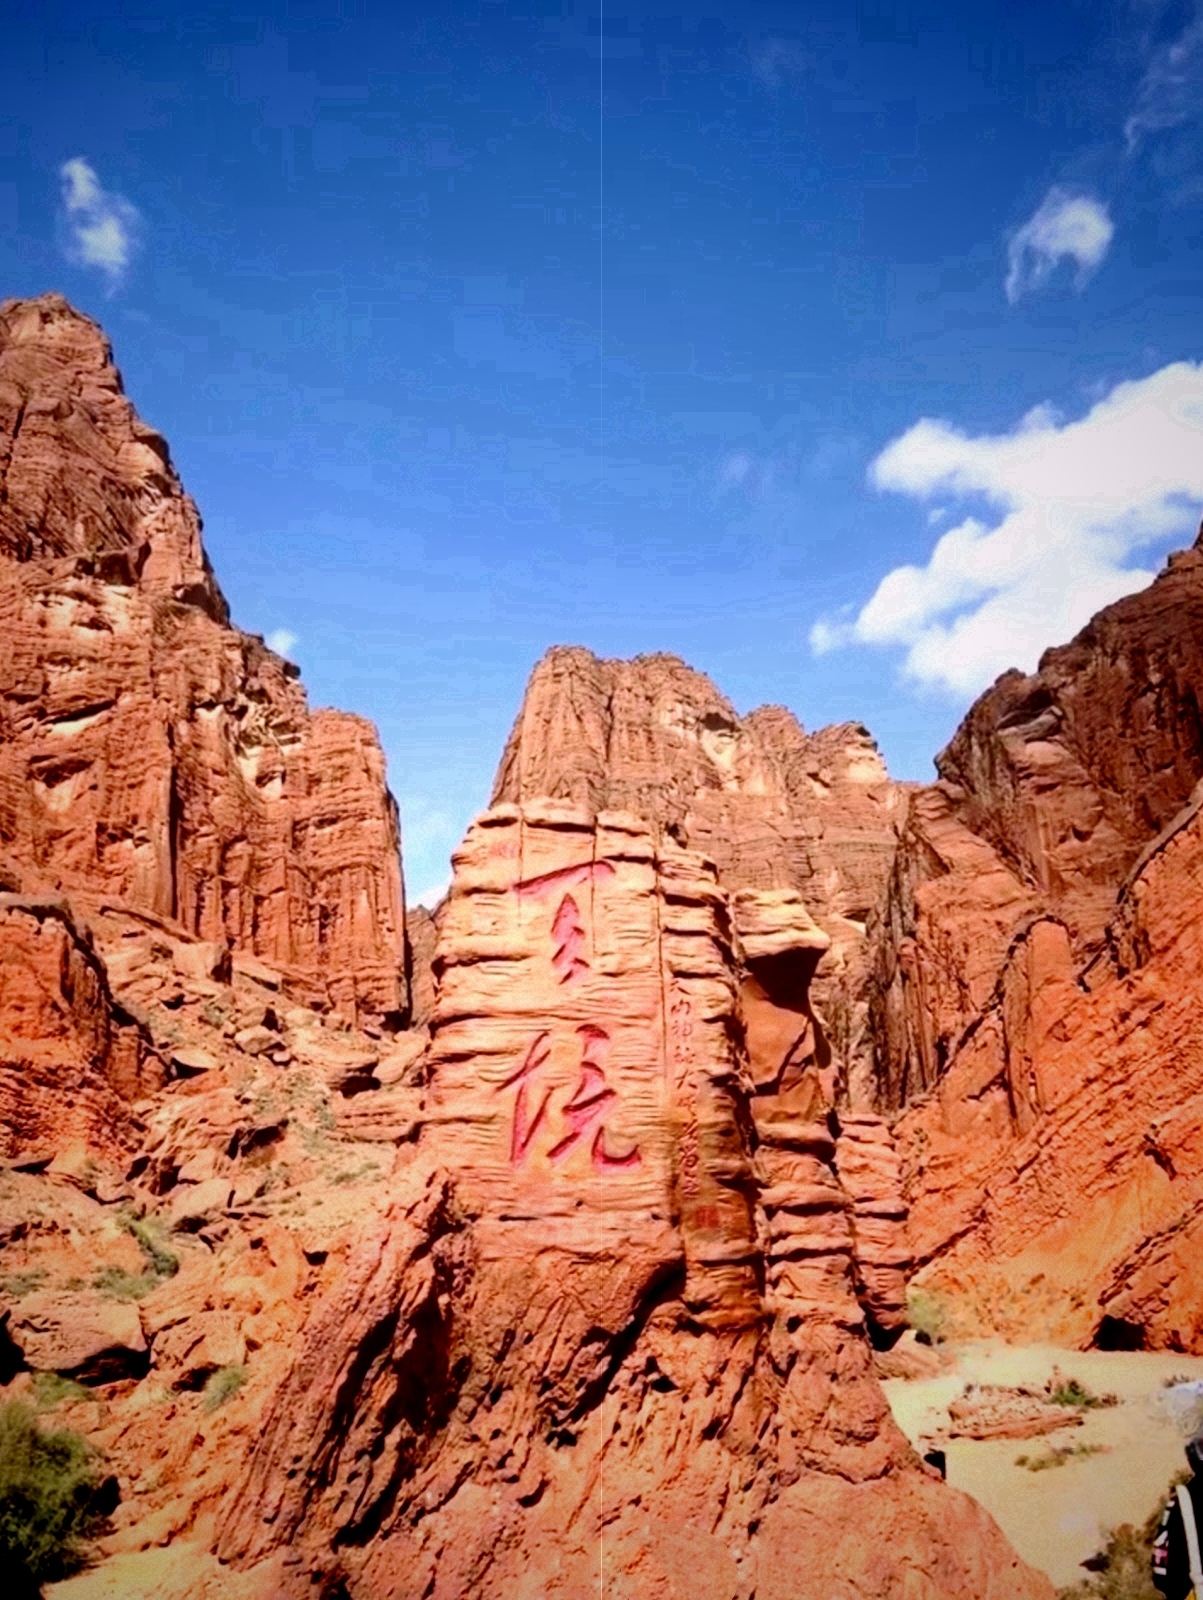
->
[0,293,408,1027]
[874,533,1203,1352]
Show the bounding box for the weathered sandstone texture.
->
[217,803,1048,1599]
[875,534,1203,1351]
[491,647,909,1103]
[0,893,152,1161]
[0,296,1048,1596]
[0,293,408,1024]
[0,909,429,1590]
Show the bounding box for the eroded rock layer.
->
[0,293,407,1024]
[875,534,1203,1351]
[0,294,1057,1596]
[491,646,909,1101]
[217,802,1049,1599]
[0,893,152,1161]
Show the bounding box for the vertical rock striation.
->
[222,802,1049,1599]
[0,293,407,1024]
[0,893,152,1159]
[490,646,909,1102]
[874,533,1203,1350]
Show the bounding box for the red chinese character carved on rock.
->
[514,859,617,988]
[669,987,694,1055]
[550,894,588,984]
[495,1031,554,1165]
[513,858,616,901]
[496,1023,640,1172]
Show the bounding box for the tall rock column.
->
[220,800,1052,1599]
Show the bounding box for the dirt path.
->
[882,1341,1203,1588]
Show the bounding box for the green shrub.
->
[120,1215,179,1280]
[1048,1375,1118,1409]
[202,1365,247,1412]
[1016,1442,1109,1471]
[0,1270,47,1300]
[92,1265,159,1301]
[331,1162,381,1187]
[31,1374,91,1411]
[1057,1477,1188,1599]
[0,1400,101,1585]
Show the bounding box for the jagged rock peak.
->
[873,521,1203,1353]
[491,643,900,886]
[0,292,228,616]
[0,293,408,1025]
[491,644,909,1101]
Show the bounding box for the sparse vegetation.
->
[1056,1485,1182,1600]
[1016,1442,1110,1471]
[120,1213,179,1279]
[1047,1374,1118,1409]
[0,1269,47,1300]
[332,1161,381,1186]
[92,1264,160,1301]
[202,1365,247,1411]
[906,1286,947,1344]
[31,1374,91,1411]
[0,1399,102,1586]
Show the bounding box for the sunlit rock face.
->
[425,801,763,1331]
[0,293,407,1024]
[0,297,1055,1599]
[873,532,1203,1353]
[0,892,153,1161]
[488,646,909,1104]
[218,800,1052,1600]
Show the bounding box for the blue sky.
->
[3,1,1203,902]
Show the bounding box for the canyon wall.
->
[5,289,1190,1590]
[0,293,408,1026]
[875,534,1203,1350]
[220,801,1049,1600]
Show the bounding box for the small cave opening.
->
[1093,1314,1146,1352]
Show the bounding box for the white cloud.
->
[265,628,299,657]
[810,363,1203,695]
[59,158,139,288]
[1005,189,1113,303]
[720,451,754,487]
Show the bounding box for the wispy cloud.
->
[1005,188,1113,303]
[1125,12,1203,151]
[59,158,139,290]
[265,628,299,657]
[811,363,1203,695]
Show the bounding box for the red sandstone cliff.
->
[217,803,1048,1600]
[0,293,408,1026]
[491,646,909,1103]
[875,532,1203,1351]
[0,295,1063,1596]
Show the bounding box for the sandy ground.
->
[882,1342,1203,1589]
